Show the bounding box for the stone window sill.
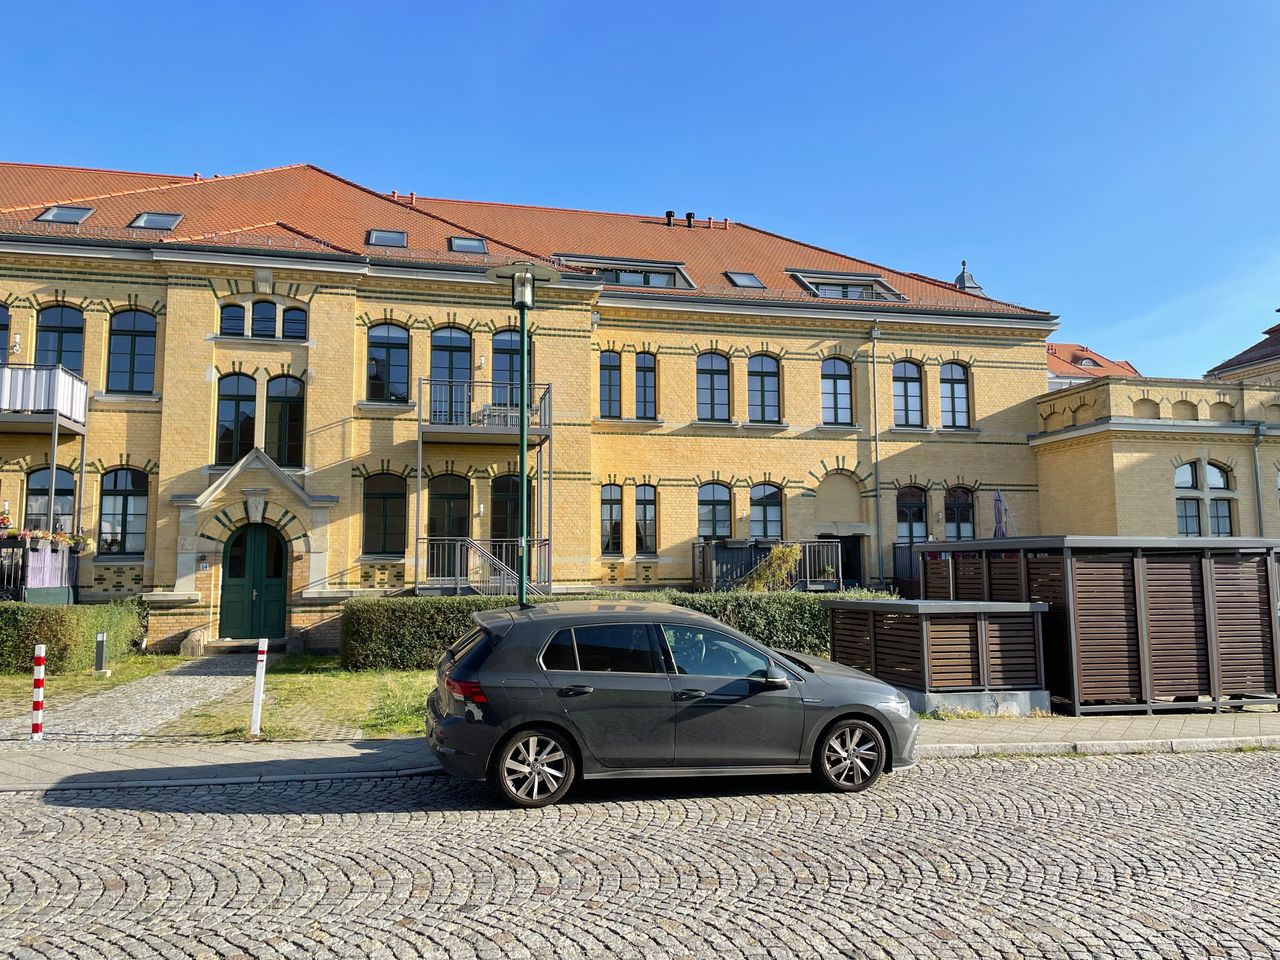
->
[92,392,161,404]
[815,422,863,433]
[740,420,790,431]
[92,554,144,565]
[592,417,665,427]
[937,426,981,435]
[205,463,308,476]
[206,334,313,347]
[889,426,934,435]
[357,555,406,564]
[357,401,415,413]
[690,419,740,428]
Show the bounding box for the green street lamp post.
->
[484,261,560,606]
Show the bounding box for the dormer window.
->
[726,271,764,288]
[367,229,408,248]
[815,282,874,300]
[1077,358,1100,368]
[35,205,94,224]
[789,270,905,303]
[600,269,675,288]
[129,212,183,230]
[448,236,488,254]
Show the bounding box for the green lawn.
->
[0,655,189,719]
[158,654,436,741]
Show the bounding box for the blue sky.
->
[4,1,1278,376]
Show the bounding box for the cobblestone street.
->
[1,752,1277,959]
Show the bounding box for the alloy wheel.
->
[823,725,881,786]
[502,734,568,802]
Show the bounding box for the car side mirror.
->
[762,664,790,689]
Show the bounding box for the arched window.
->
[601,483,623,554]
[944,486,975,540]
[25,467,74,532]
[635,352,657,420]
[892,360,923,427]
[821,357,852,426]
[427,474,471,577]
[599,351,621,419]
[696,353,730,422]
[490,474,528,572]
[492,330,522,409]
[215,374,256,465]
[749,483,783,539]
[282,307,307,340]
[1174,462,1199,489]
[896,485,927,544]
[251,300,277,338]
[36,305,84,374]
[98,468,148,555]
[266,376,305,468]
[220,304,245,337]
[698,482,732,540]
[1174,462,1201,536]
[747,354,780,423]
[0,304,9,360]
[106,310,157,394]
[940,362,970,429]
[1207,463,1233,536]
[363,473,406,555]
[367,324,410,402]
[430,328,472,424]
[635,484,657,554]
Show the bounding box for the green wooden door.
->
[220,524,287,639]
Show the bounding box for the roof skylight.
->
[367,229,409,248]
[35,205,94,224]
[448,236,488,254]
[130,212,183,230]
[726,271,764,288]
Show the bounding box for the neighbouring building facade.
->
[1,161,1276,648]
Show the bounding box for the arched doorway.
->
[814,472,864,587]
[220,524,288,639]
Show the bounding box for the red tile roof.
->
[409,196,1050,316]
[1205,323,1280,377]
[1047,342,1140,379]
[0,161,1053,318]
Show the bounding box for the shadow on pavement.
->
[38,744,837,816]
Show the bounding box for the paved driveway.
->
[1,753,1277,959]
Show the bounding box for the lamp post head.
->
[485,261,561,310]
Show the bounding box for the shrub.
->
[0,597,146,674]
[340,587,890,670]
[739,544,802,592]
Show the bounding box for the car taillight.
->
[446,677,488,703]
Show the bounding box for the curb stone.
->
[919,735,1279,760]
[1,763,446,794]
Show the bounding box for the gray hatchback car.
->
[426,601,918,807]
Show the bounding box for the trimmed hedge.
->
[340,588,889,670]
[0,598,146,674]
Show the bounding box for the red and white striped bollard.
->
[249,637,268,737]
[31,644,45,741]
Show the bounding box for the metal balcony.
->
[418,379,551,445]
[0,364,88,434]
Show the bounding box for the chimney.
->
[665,210,674,227]
[685,211,695,228]
[193,172,201,181]
[723,218,729,230]
[409,192,417,207]
[391,190,399,200]
[707,215,713,229]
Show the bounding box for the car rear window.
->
[573,624,660,673]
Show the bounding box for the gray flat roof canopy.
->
[911,536,1280,553]
[823,599,1048,615]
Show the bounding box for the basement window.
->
[367,229,408,248]
[448,236,488,254]
[726,271,765,288]
[129,212,183,230]
[35,205,94,224]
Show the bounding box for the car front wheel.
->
[492,727,576,808]
[814,719,886,792]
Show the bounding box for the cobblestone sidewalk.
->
[0,656,253,750]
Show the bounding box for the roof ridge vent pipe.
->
[707,215,713,229]
[409,192,417,207]
[723,218,730,230]
[685,211,694,228]
[665,210,674,227]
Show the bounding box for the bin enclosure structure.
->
[915,537,1280,715]
[824,598,1050,716]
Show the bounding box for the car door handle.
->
[557,685,594,697]
[673,688,708,701]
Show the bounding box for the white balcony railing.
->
[0,364,88,425]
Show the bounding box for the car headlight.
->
[877,691,913,720]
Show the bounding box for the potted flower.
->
[19,529,41,551]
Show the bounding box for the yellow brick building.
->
[6,161,1260,650]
